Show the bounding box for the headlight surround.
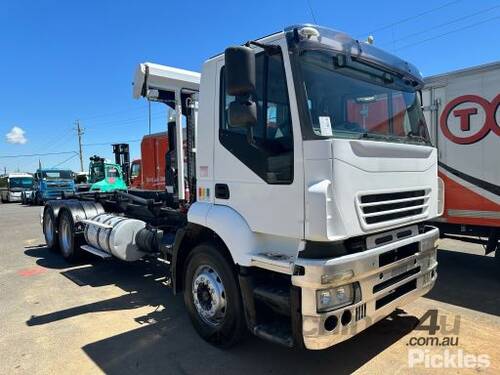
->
[316,283,356,313]
[437,177,445,216]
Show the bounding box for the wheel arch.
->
[171,223,236,295]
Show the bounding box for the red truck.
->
[130,132,168,192]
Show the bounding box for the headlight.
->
[316,283,355,312]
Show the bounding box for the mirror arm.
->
[244,40,280,54]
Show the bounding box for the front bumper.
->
[42,190,74,199]
[293,225,439,350]
[8,192,22,202]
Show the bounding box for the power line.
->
[359,0,462,37]
[78,105,148,122]
[381,5,500,47]
[83,139,141,147]
[0,151,77,159]
[83,111,165,129]
[34,128,74,154]
[395,15,500,51]
[52,153,79,168]
[84,114,165,132]
[306,0,318,24]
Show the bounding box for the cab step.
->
[253,285,291,316]
[253,322,294,348]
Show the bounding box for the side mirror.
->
[228,101,257,127]
[225,46,257,128]
[224,46,256,96]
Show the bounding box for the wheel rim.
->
[44,212,54,245]
[60,217,72,256]
[192,265,227,326]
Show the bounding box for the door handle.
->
[215,183,230,199]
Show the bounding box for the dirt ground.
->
[1,203,499,374]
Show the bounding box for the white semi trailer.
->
[422,62,499,260]
[42,25,441,350]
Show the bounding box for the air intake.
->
[357,189,430,228]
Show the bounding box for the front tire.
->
[43,207,59,251]
[183,243,246,348]
[58,210,81,262]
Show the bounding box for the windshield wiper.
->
[406,131,428,144]
[359,132,390,141]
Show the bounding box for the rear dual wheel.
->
[58,210,82,262]
[43,208,59,251]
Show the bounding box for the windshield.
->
[10,177,33,189]
[106,166,119,179]
[297,50,431,145]
[90,163,120,183]
[131,163,140,179]
[42,170,73,180]
[90,163,105,183]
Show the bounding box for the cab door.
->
[213,43,304,239]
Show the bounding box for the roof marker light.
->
[299,26,320,39]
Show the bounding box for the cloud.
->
[5,126,27,144]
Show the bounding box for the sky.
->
[0,0,499,173]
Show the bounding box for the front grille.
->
[358,189,429,226]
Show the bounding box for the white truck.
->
[422,62,499,261]
[41,25,441,350]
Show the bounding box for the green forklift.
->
[84,144,130,192]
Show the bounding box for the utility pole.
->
[75,120,84,172]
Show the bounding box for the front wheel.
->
[58,210,81,262]
[183,243,246,348]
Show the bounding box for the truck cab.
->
[128,132,169,192]
[33,169,75,204]
[131,25,441,349]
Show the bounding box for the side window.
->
[131,163,140,178]
[220,49,293,184]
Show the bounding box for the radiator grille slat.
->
[358,189,428,226]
